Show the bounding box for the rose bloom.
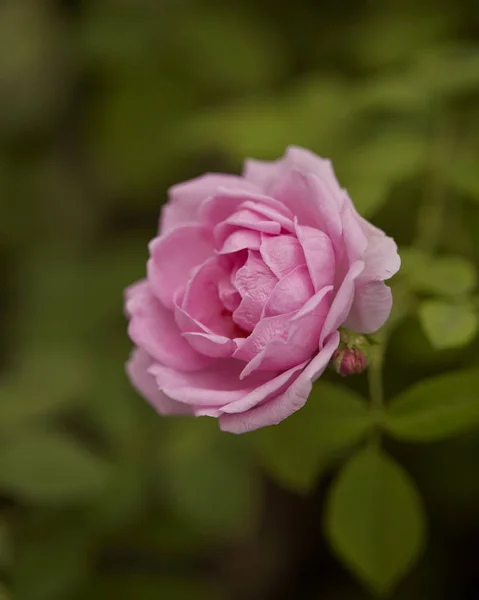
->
[125,147,400,433]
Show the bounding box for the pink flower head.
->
[125,147,400,433]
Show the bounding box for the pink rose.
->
[125,146,400,433]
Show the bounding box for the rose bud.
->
[332,328,371,376]
[125,146,400,433]
[333,346,368,377]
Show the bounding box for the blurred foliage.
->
[1,0,479,598]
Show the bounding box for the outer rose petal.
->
[161,174,259,233]
[126,348,192,415]
[340,203,369,265]
[286,146,342,193]
[320,260,365,344]
[147,225,214,309]
[242,158,282,188]
[148,359,277,406]
[219,332,340,433]
[361,234,401,281]
[126,281,212,371]
[220,360,309,414]
[343,280,393,334]
[269,170,343,250]
[182,332,237,358]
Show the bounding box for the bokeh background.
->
[1,0,479,598]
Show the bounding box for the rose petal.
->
[214,208,281,247]
[239,200,294,232]
[242,158,282,189]
[218,274,242,312]
[262,265,314,317]
[341,203,369,265]
[362,234,401,282]
[182,332,237,358]
[232,251,278,332]
[285,146,344,208]
[219,332,340,433]
[305,173,344,246]
[220,360,308,414]
[218,229,261,254]
[259,234,306,279]
[161,174,259,233]
[268,170,343,247]
[200,189,292,230]
[268,168,320,228]
[236,285,333,375]
[147,225,214,309]
[126,348,193,415]
[148,359,276,406]
[320,260,365,344]
[181,256,238,337]
[295,223,335,291]
[127,282,212,371]
[344,280,393,334]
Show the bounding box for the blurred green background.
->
[1,0,479,598]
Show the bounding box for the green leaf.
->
[251,382,371,493]
[0,430,110,503]
[325,448,426,596]
[161,419,260,539]
[401,249,477,297]
[385,368,479,441]
[418,299,478,349]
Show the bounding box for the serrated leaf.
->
[0,430,110,503]
[251,382,371,493]
[161,419,260,539]
[418,299,478,349]
[325,448,426,596]
[385,368,479,441]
